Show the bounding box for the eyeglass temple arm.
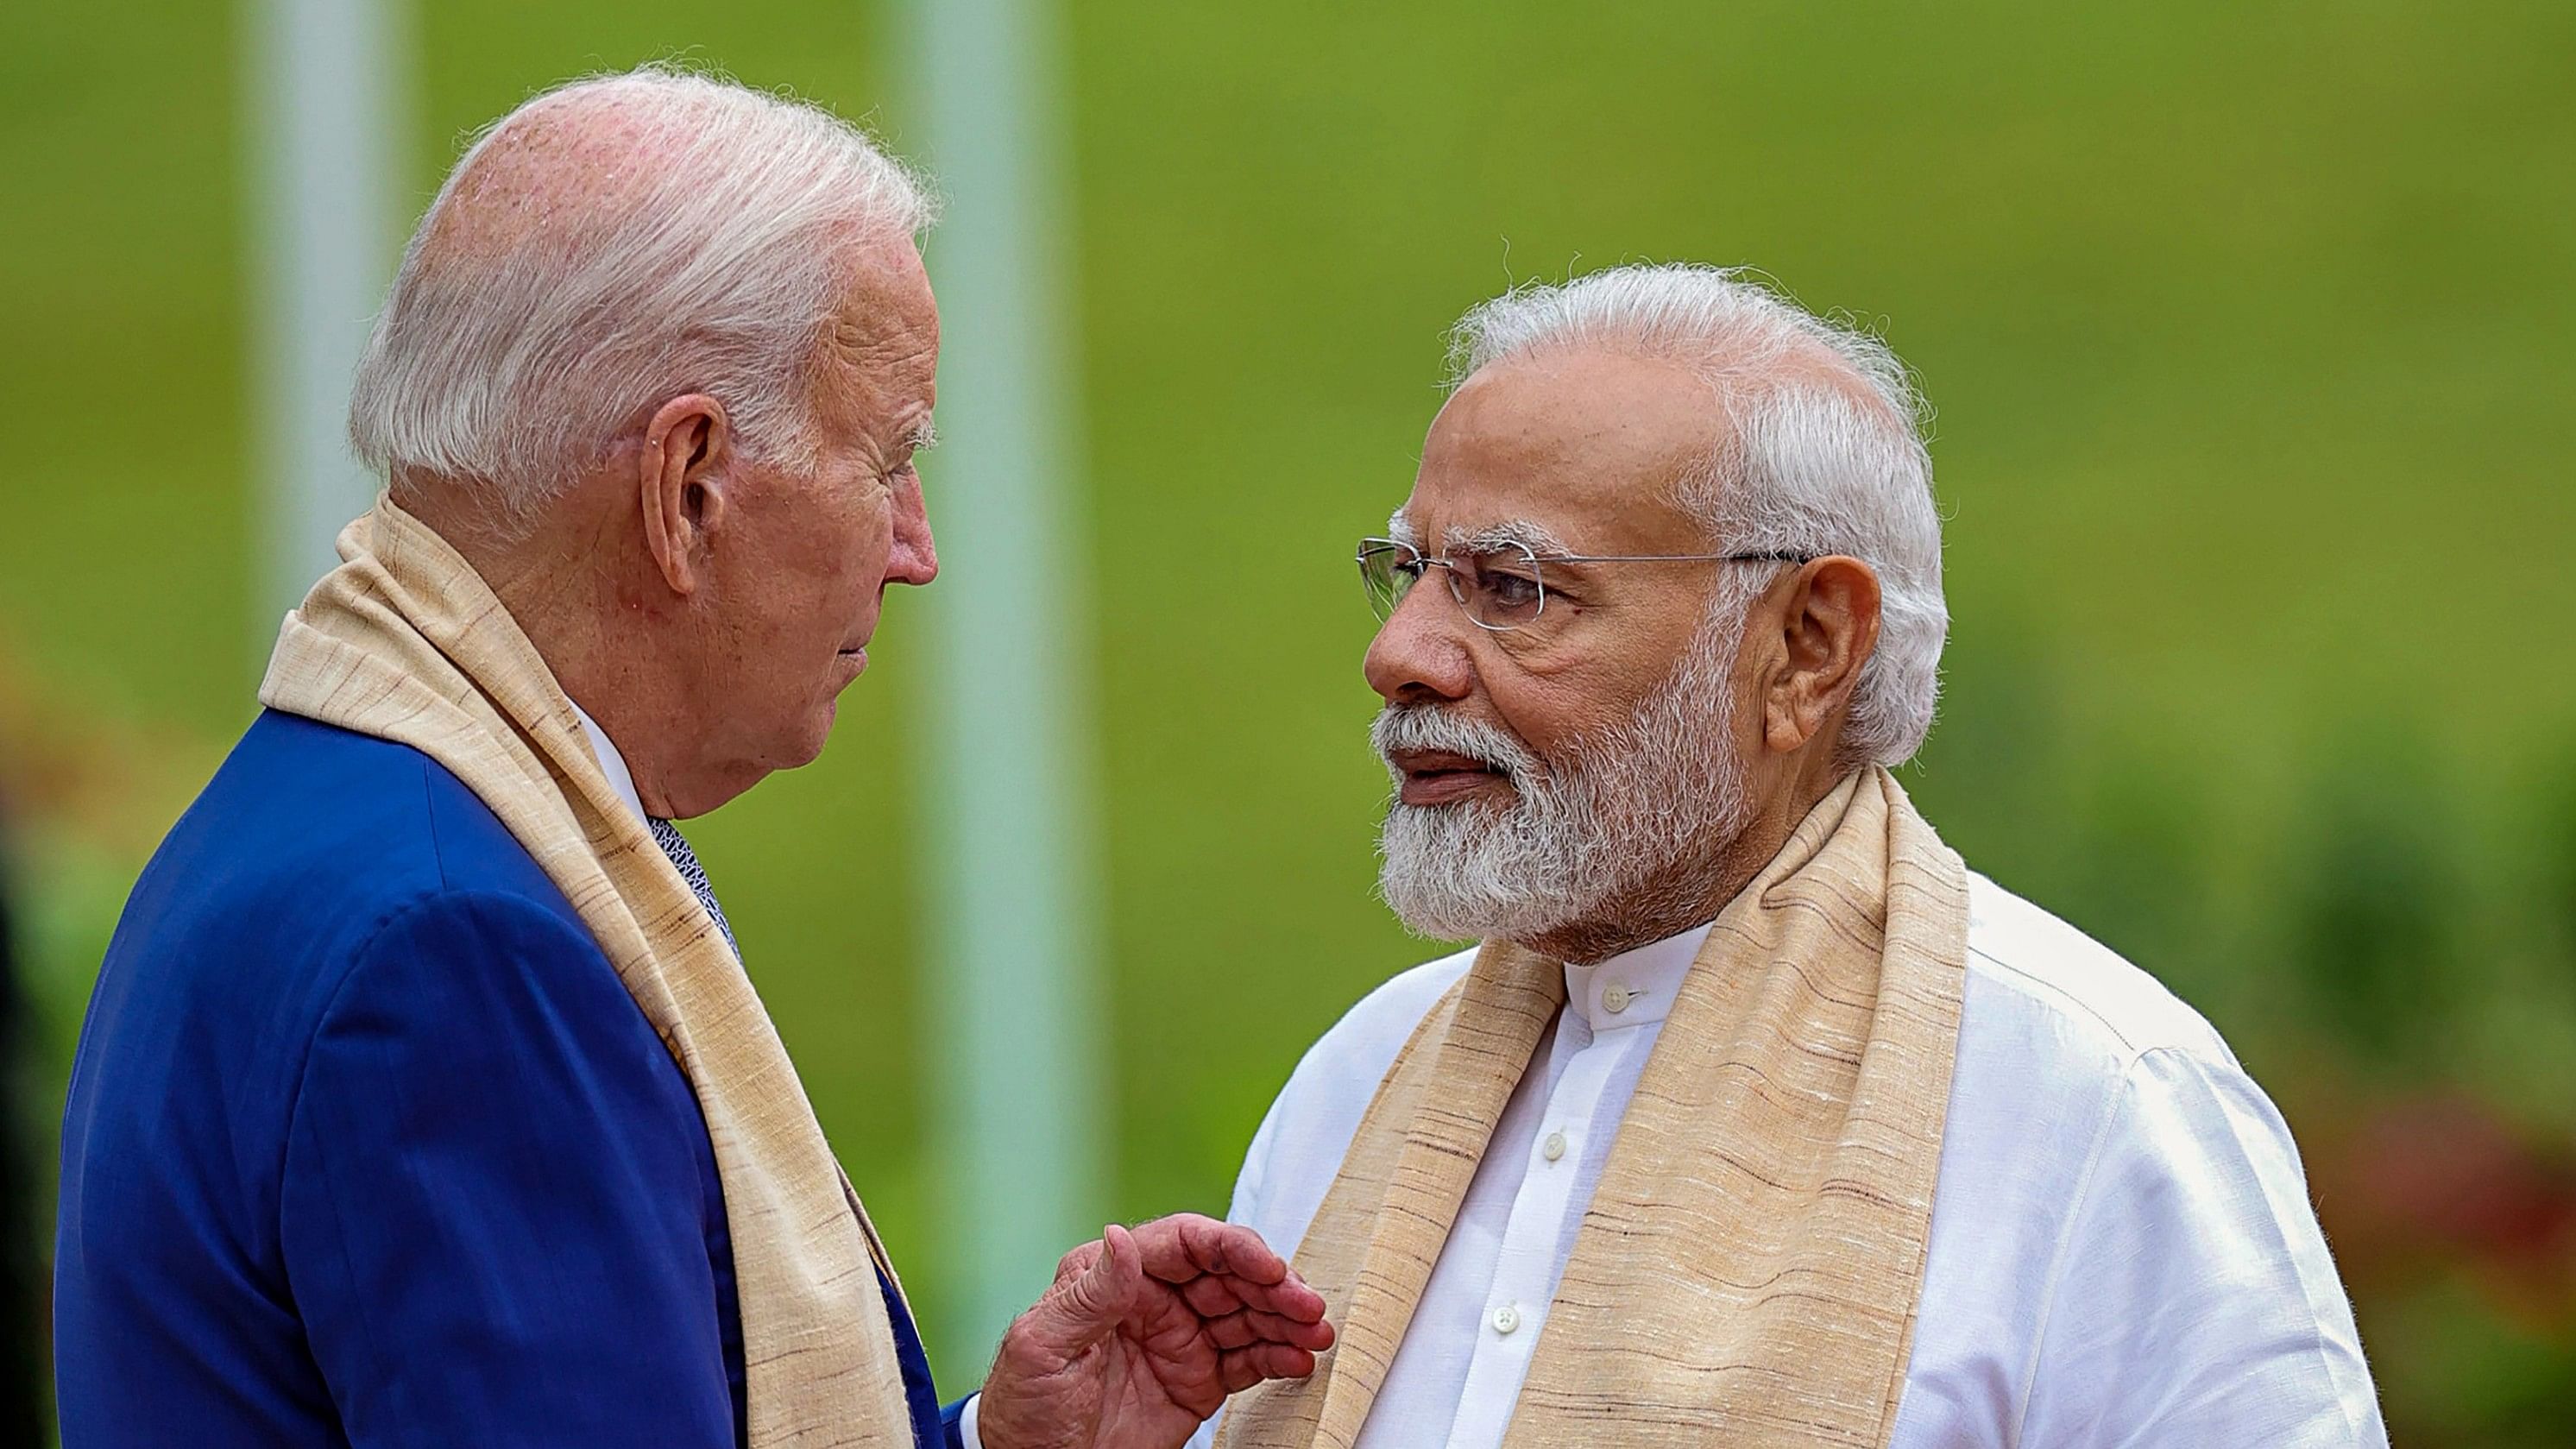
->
[1535,550,1817,564]
[1357,542,1817,565]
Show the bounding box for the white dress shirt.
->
[1192,873,2386,1449]
[568,702,647,825]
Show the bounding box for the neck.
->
[1522,756,1855,967]
[406,478,693,818]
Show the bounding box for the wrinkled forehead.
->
[815,232,941,438]
[1395,347,1719,557]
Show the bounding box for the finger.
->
[1206,1313,1258,1351]
[1135,1215,1294,1288]
[1124,1213,1205,1282]
[1181,1274,1248,1319]
[1220,1269,1329,1324]
[1188,1220,1288,1285]
[1219,1347,1264,1395]
[1131,1213,1242,1284]
[1206,1306,1338,1352]
[1219,1341,1319,1393]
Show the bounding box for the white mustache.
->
[1369,706,1543,791]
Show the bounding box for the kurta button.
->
[1603,984,1633,1014]
[1492,1304,1521,1335]
[1541,1130,1567,1162]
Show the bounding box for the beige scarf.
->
[1219,767,1969,1449]
[261,499,916,1448]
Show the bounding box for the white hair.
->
[348,65,936,532]
[1448,263,1948,765]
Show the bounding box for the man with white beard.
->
[1198,264,2386,1449]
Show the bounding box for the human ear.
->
[637,394,734,596]
[1760,557,1883,754]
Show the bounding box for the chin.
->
[778,702,838,770]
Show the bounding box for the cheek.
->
[1481,652,1655,762]
[727,492,893,668]
[797,488,895,605]
[1471,652,1595,763]
[1488,686,1590,765]
[845,488,896,585]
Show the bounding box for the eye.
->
[1460,551,1544,625]
[1482,570,1540,608]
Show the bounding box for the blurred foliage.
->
[4,0,2573,1441]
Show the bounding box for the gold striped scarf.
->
[261,499,916,1448]
[1219,766,1969,1449]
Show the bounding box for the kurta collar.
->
[1561,920,1714,1030]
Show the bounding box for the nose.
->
[1363,575,1477,707]
[885,466,938,587]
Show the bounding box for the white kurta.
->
[1192,872,2386,1449]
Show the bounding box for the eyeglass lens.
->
[1357,540,1548,633]
[1447,545,1546,631]
[1357,542,1417,621]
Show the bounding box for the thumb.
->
[1048,1224,1139,1338]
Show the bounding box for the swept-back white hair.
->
[348,65,936,532]
[1449,263,1947,766]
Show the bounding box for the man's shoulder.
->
[1960,870,2235,1074]
[1930,871,2280,1263]
[1926,877,2382,1444]
[1257,946,1478,1151]
[160,710,576,936]
[1228,946,1477,1240]
[96,711,593,1049]
[1294,945,1480,1087]
[66,713,627,1257]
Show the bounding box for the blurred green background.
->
[6,1,2574,1442]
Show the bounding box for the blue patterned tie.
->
[647,816,739,960]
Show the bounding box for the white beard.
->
[1373,608,1752,947]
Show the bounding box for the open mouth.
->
[1388,748,1511,807]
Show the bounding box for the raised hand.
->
[975,1215,1335,1449]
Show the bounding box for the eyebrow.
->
[906,416,940,453]
[1443,518,1572,556]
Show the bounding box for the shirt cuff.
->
[959,1390,983,1449]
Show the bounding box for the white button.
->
[1603,984,1633,1014]
[1491,1304,1521,1335]
[1541,1130,1567,1162]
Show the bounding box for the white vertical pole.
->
[898,0,1105,1376]
[247,0,406,637]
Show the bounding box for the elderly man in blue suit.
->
[54,68,1329,1449]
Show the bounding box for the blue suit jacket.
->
[57,710,964,1448]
